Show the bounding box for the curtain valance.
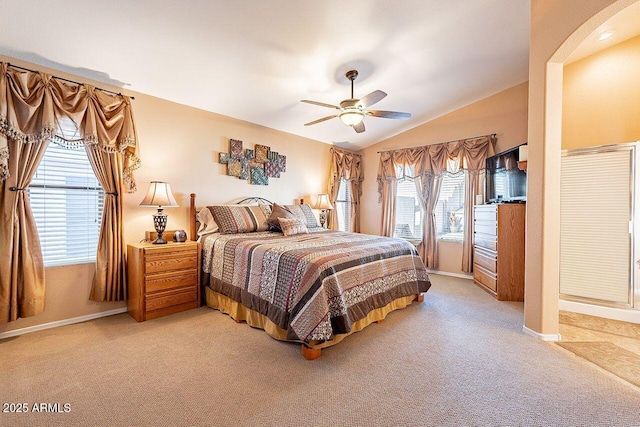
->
[376,135,495,201]
[0,62,141,191]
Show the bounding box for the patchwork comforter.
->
[201,229,431,344]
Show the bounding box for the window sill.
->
[438,232,464,243]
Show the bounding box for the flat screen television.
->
[485,144,527,203]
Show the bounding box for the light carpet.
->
[1,274,640,426]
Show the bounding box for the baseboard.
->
[426,269,474,280]
[0,307,128,340]
[559,299,640,324]
[522,325,561,341]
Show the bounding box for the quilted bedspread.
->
[201,229,431,344]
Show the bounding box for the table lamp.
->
[314,193,333,228]
[140,181,178,244]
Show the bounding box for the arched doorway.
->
[524,0,640,340]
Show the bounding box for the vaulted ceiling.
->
[0,0,531,150]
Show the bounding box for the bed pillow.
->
[278,217,309,236]
[210,204,271,234]
[266,203,297,230]
[196,207,219,236]
[284,204,320,229]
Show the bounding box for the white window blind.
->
[395,174,423,239]
[334,179,351,232]
[560,147,632,305]
[29,143,104,267]
[434,172,465,240]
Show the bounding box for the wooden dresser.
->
[127,241,200,322]
[473,204,525,301]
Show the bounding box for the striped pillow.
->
[278,217,309,236]
[266,203,297,231]
[284,204,320,229]
[210,204,271,234]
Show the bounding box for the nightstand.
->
[127,241,200,322]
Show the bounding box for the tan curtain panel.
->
[328,147,363,232]
[377,135,495,271]
[0,63,141,322]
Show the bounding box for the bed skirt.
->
[204,286,418,350]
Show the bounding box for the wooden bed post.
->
[414,293,424,303]
[189,193,197,241]
[301,345,321,360]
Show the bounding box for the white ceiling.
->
[0,0,531,150]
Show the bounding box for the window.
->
[29,143,104,266]
[434,172,465,241]
[394,170,423,240]
[334,179,351,232]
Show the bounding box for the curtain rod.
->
[5,62,135,100]
[376,133,496,153]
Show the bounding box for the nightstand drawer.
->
[145,270,198,293]
[144,252,197,274]
[146,288,198,312]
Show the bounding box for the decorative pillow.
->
[266,203,297,230]
[278,217,309,236]
[284,204,320,229]
[210,204,271,234]
[196,207,219,236]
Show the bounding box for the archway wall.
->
[525,0,637,337]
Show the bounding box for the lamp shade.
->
[314,193,334,210]
[339,109,364,126]
[140,181,178,207]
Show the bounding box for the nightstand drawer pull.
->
[146,289,197,312]
[145,271,198,293]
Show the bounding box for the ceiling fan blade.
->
[366,110,411,120]
[304,115,338,126]
[358,90,387,108]
[352,121,365,133]
[301,100,340,110]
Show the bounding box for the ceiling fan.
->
[301,69,411,133]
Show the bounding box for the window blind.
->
[560,147,633,305]
[29,143,104,267]
[335,179,351,232]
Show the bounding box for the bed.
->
[189,194,431,359]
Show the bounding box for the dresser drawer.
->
[146,288,198,312]
[145,270,198,293]
[474,232,497,251]
[144,251,197,274]
[474,220,497,236]
[474,246,497,273]
[474,264,497,293]
[474,207,497,221]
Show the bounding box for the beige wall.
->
[0,54,331,334]
[562,34,640,149]
[524,0,638,337]
[359,82,529,275]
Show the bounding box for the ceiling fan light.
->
[339,110,364,126]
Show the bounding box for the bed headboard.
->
[189,194,280,240]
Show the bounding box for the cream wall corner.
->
[360,82,529,275]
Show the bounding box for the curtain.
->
[377,135,495,271]
[327,147,363,232]
[0,63,141,322]
[460,136,495,272]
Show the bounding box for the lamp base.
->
[152,209,168,244]
[153,235,168,245]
